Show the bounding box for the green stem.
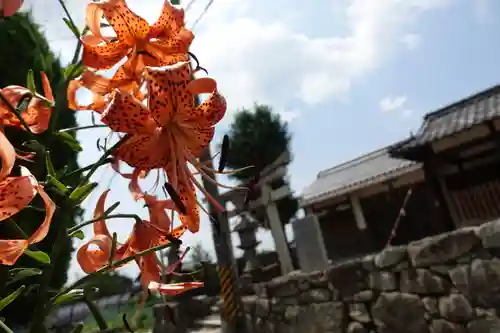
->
[0,320,14,333]
[59,158,113,182]
[67,214,142,234]
[28,203,71,333]
[83,296,108,331]
[78,135,129,188]
[59,124,108,133]
[0,91,34,136]
[52,242,173,302]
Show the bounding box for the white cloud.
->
[24,0,454,117]
[402,33,422,50]
[379,95,408,112]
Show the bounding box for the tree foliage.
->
[0,12,82,326]
[225,104,298,226]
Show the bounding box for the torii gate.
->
[214,151,295,275]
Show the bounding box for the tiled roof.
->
[300,147,420,207]
[391,84,500,156]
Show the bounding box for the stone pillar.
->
[292,215,329,272]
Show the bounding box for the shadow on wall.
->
[243,218,500,333]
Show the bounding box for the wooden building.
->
[390,84,500,228]
[300,147,451,262]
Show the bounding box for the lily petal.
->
[0,85,52,134]
[0,131,15,180]
[0,239,28,266]
[0,167,55,266]
[148,281,203,295]
[1,0,23,17]
[144,62,191,126]
[77,234,113,273]
[81,36,130,70]
[148,0,185,39]
[97,0,150,45]
[101,90,156,134]
[143,194,175,232]
[164,154,200,233]
[182,77,227,127]
[114,134,171,170]
[0,168,37,221]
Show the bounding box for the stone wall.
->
[243,219,500,333]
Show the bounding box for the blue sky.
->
[21,0,500,282]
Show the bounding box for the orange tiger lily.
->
[82,0,193,79]
[77,190,195,294]
[0,72,54,134]
[100,62,227,233]
[0,134,55,265]
[77,190,186,275]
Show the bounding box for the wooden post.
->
[261,184,294,274]
[349,194,367,230]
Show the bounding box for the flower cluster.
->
[68,0,230,294]
[0,0,232,299]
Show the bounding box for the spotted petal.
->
[101,90,156,134]
[0,83,53,134]
[81,35,130,70]
[182,77,227,127]
[96,0,150,45]
[145,62,192,126]
[148,0,185,39]
[164,150,200,233]
[0,168,55,266]
[0,169,37,221]
[114,134,171,170]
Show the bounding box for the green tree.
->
[0,12,82,326]
[225,104,298,227]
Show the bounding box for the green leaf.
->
[171,0,180,4]
[26,69,36,94]
[69,182,98,204]
[45,153,56,177]
[0,286,26,312]
[70,323,84,333]
[69,230,85,240]
[56,132,82,152]
[63,17,80,39]
[47,175,69,194]
[24,250,51,264]
[7,268,42,286]
[53,289,84,305]
[64,63,84,81]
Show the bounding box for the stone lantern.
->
[233,214,260,273]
